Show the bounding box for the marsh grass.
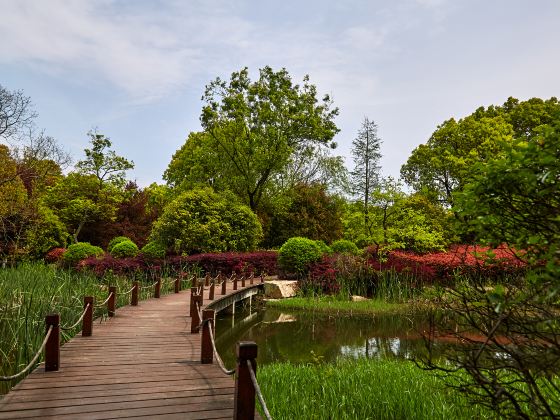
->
[257,358,494,420]
[266,296,409,316]
[0,263,193,394]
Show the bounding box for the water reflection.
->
[214,303,438,368]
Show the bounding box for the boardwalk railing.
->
[192,273,271,420]
[1,272,269,420]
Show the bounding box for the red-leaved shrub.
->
[45,248,66,264]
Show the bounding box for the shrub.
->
[278,237,323,278]
[330,239,359,255]
[107,236,132,253]
[149,188,262,254]
[314,240,333,255]
[44,247,66,264]
[141,241,166,259]
[184,251,278,276]
[110,240,139,258]
[63,242,104,266]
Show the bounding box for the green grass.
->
[257,358,494,420]
[266,296,411,316]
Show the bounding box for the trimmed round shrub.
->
[107,236,132,253]
[150,187,262,254]
[278,237,323,277]
[314,240,333,255]
[110,240,139,258]
[63,242,104,266]
[330,239,360,255]
[141,241,167,259]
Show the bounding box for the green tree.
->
[76,131,134,189]
[423,119,560,418]
[350,117,382,235]
[149,188,262,254]
[197,66,339,211]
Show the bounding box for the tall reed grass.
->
[257,358,494,419]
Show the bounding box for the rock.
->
[351,295,368,302]
[264,280,298,299]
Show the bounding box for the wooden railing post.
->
[205,273,210,287]
[233,275,238,291]
[108,286,116,317]
[131,281,139,306]
[209,280,215,300]
[190,287,197,318]
[222,277,227,295]
[250,274,254,285]
[241,276,246,288]
[174,278,180,293]
[191,294,202,334]
[45,314,60,372]
[82,296,93,337]
[234,341,258,420]
[201,309,215,364]
[155,278,161,298]
[260,274,264,284]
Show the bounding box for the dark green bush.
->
[110,240,139,258]
[149,187,262,254]
[314,240,333,255]
[330,239,360,255]
[63,242,104,266]
[278,237,323,277]
[140,241,167,259]
[107,236,132,253]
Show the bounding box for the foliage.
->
[181,251,278,276]
[167,66,339,211]
[263,183,344,248]
[401,97,559,208]
[278,237,323,277]
[24,205,68,258]
[330,239,359,255]
[350,117,382,236]
[140,241,167,260]
[62,242,104,266]
[314,240,332,255]
[44,247,66,264]
[257,359,492,420]
[75,131,134,189]
[149,187,262,254]
[107,236,132,253]
[109,240,139,258]
[422,119,560,417]
[266,296,407,315]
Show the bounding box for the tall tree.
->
[198,66,339,211]
[350,117,382,234]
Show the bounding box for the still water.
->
[214,302,439,369]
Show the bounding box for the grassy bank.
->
[257,358,493,420]
[266,296,412,316]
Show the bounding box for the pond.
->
[214,301,448,368]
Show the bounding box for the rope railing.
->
[139,280,159,290]
[121,285,137,295]
[60,303,91,331]
[94,291,114,308]
[247,359,272,420]
[205,318,235,376]
[0,326,54,381]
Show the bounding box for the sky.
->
[1,0,559,186]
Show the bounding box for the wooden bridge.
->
[0,275,267,419]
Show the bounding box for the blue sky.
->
[1,0,559,186]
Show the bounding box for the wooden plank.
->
[0,282,260,418]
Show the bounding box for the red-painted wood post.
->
[155,278,161,298]
[260,274,264,284]
[190,286,197,318]
[174,278,180,293]
[234,341,258,420]
[108,286,116,317]
[241,276,246,287]
[45,314,60,371]
[250,274,254,285]
[82,296,93,337]
[191,294,202,334]
[131,281,139,306]
[233,275,238,291]
[201,309,215,364]
[209,280,215,300]
[205,273,210,287]
[222,277,227,295]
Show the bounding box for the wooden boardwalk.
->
[0,281,262,419]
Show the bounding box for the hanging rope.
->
[0,326,53,381]
[60,304,91,331]
[247,359,272,420]
[94,292,114,308]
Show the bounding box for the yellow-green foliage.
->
[278,237,323,276]
[63,242,104,266]
[110,240,139,258]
